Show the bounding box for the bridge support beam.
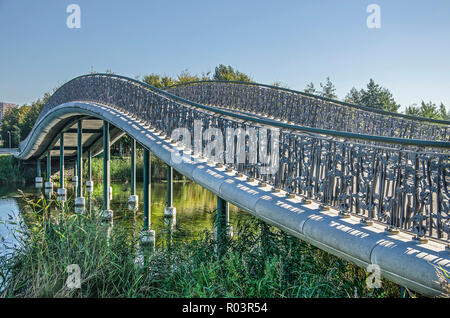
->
[216,196,230,255]
[72,161,78,197]
[86,148,94,213]
[44,151,53,198]
[164,164,176,218]
[35,159,43,190]
[128,138,138,212]
[57,133,66,205]
[100,120,113,220]
[75,120,85,214]
[140,148,155,248]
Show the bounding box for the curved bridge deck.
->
[15,74,450,297]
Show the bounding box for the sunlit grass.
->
[0,193,404,298]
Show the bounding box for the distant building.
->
[0,102,18,124]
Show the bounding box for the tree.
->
[319,77,337,99]
[212,64,252,82]
[405,101,448,120]
[439,103,449,120]
[304,82,316,94]
[176,69,200,84]
[344,79,400,112]
[344,87,362,104]
[0,93,50,147]
[143,74,164,88]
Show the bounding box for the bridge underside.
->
[15,100,450,297]
[21,112,125,161]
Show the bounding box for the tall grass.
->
[0,194,403,298]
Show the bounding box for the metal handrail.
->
[43,73,449,149]
[165,80,450,125]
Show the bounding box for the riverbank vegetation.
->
[0,193,406,298]
[0,155,35,184]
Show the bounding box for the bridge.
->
[14,74,450,297]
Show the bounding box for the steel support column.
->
[164,164,176,217]
[35,159,43,189]
[101,120,113,219]
[77,120,83,197]
[57,133,66,204]
[75,120,85,213]
[216,196,230,255]
[140,148,155,247]
[128,139,138,211]
[44,151,53,197]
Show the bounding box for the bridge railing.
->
[24,74,450,242]
[166,81,450,142]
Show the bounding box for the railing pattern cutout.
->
[167,82,450,142]
[23,74,450,242]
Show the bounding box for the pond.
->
[0,180,252,259]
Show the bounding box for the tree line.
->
[1,64,448,148]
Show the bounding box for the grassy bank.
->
[1,195,406,298]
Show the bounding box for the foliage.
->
[0,155,24,183]
[304,77,337,99]
[405,101,449,120]
[0,196,403,298]
[345,79,400,112]
[212,64,252,82]
[0,93,50,147]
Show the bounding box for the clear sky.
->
[1,0,449,111]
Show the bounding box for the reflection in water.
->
[0,180,254,290]
[0,180,252,255]
[90,181,249,245]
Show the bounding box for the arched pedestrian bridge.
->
[14,74,450,297]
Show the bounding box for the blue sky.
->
[1,0,449,111]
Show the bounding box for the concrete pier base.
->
[140,229,156,248]
[72,175,78,190]
[44,181,53,198]
[128,194,139,211]
[86,180,94,194]
[164,206,176,217]
[99,209,113,221]
[74,197,85,214]
[57,188,67,203]
[35,176,43,189]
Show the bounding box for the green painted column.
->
[103,120,111,212]
[166,165,173,207]
[57,133,67,204]
[44,151,53,197]
[59,133,64,188]
[73,161,78,197]
[128,139,138,211]
[216,196,230,255]
[140,148,155,247]
[77,120,83,197]
[46,151,51,182]
[164,164,176,217]
[35,158,43,190]
[88,148,92,181]
[37,159,41,177]
[131,139,136,195]
[143,148,151,230]
[74,121,86,214]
